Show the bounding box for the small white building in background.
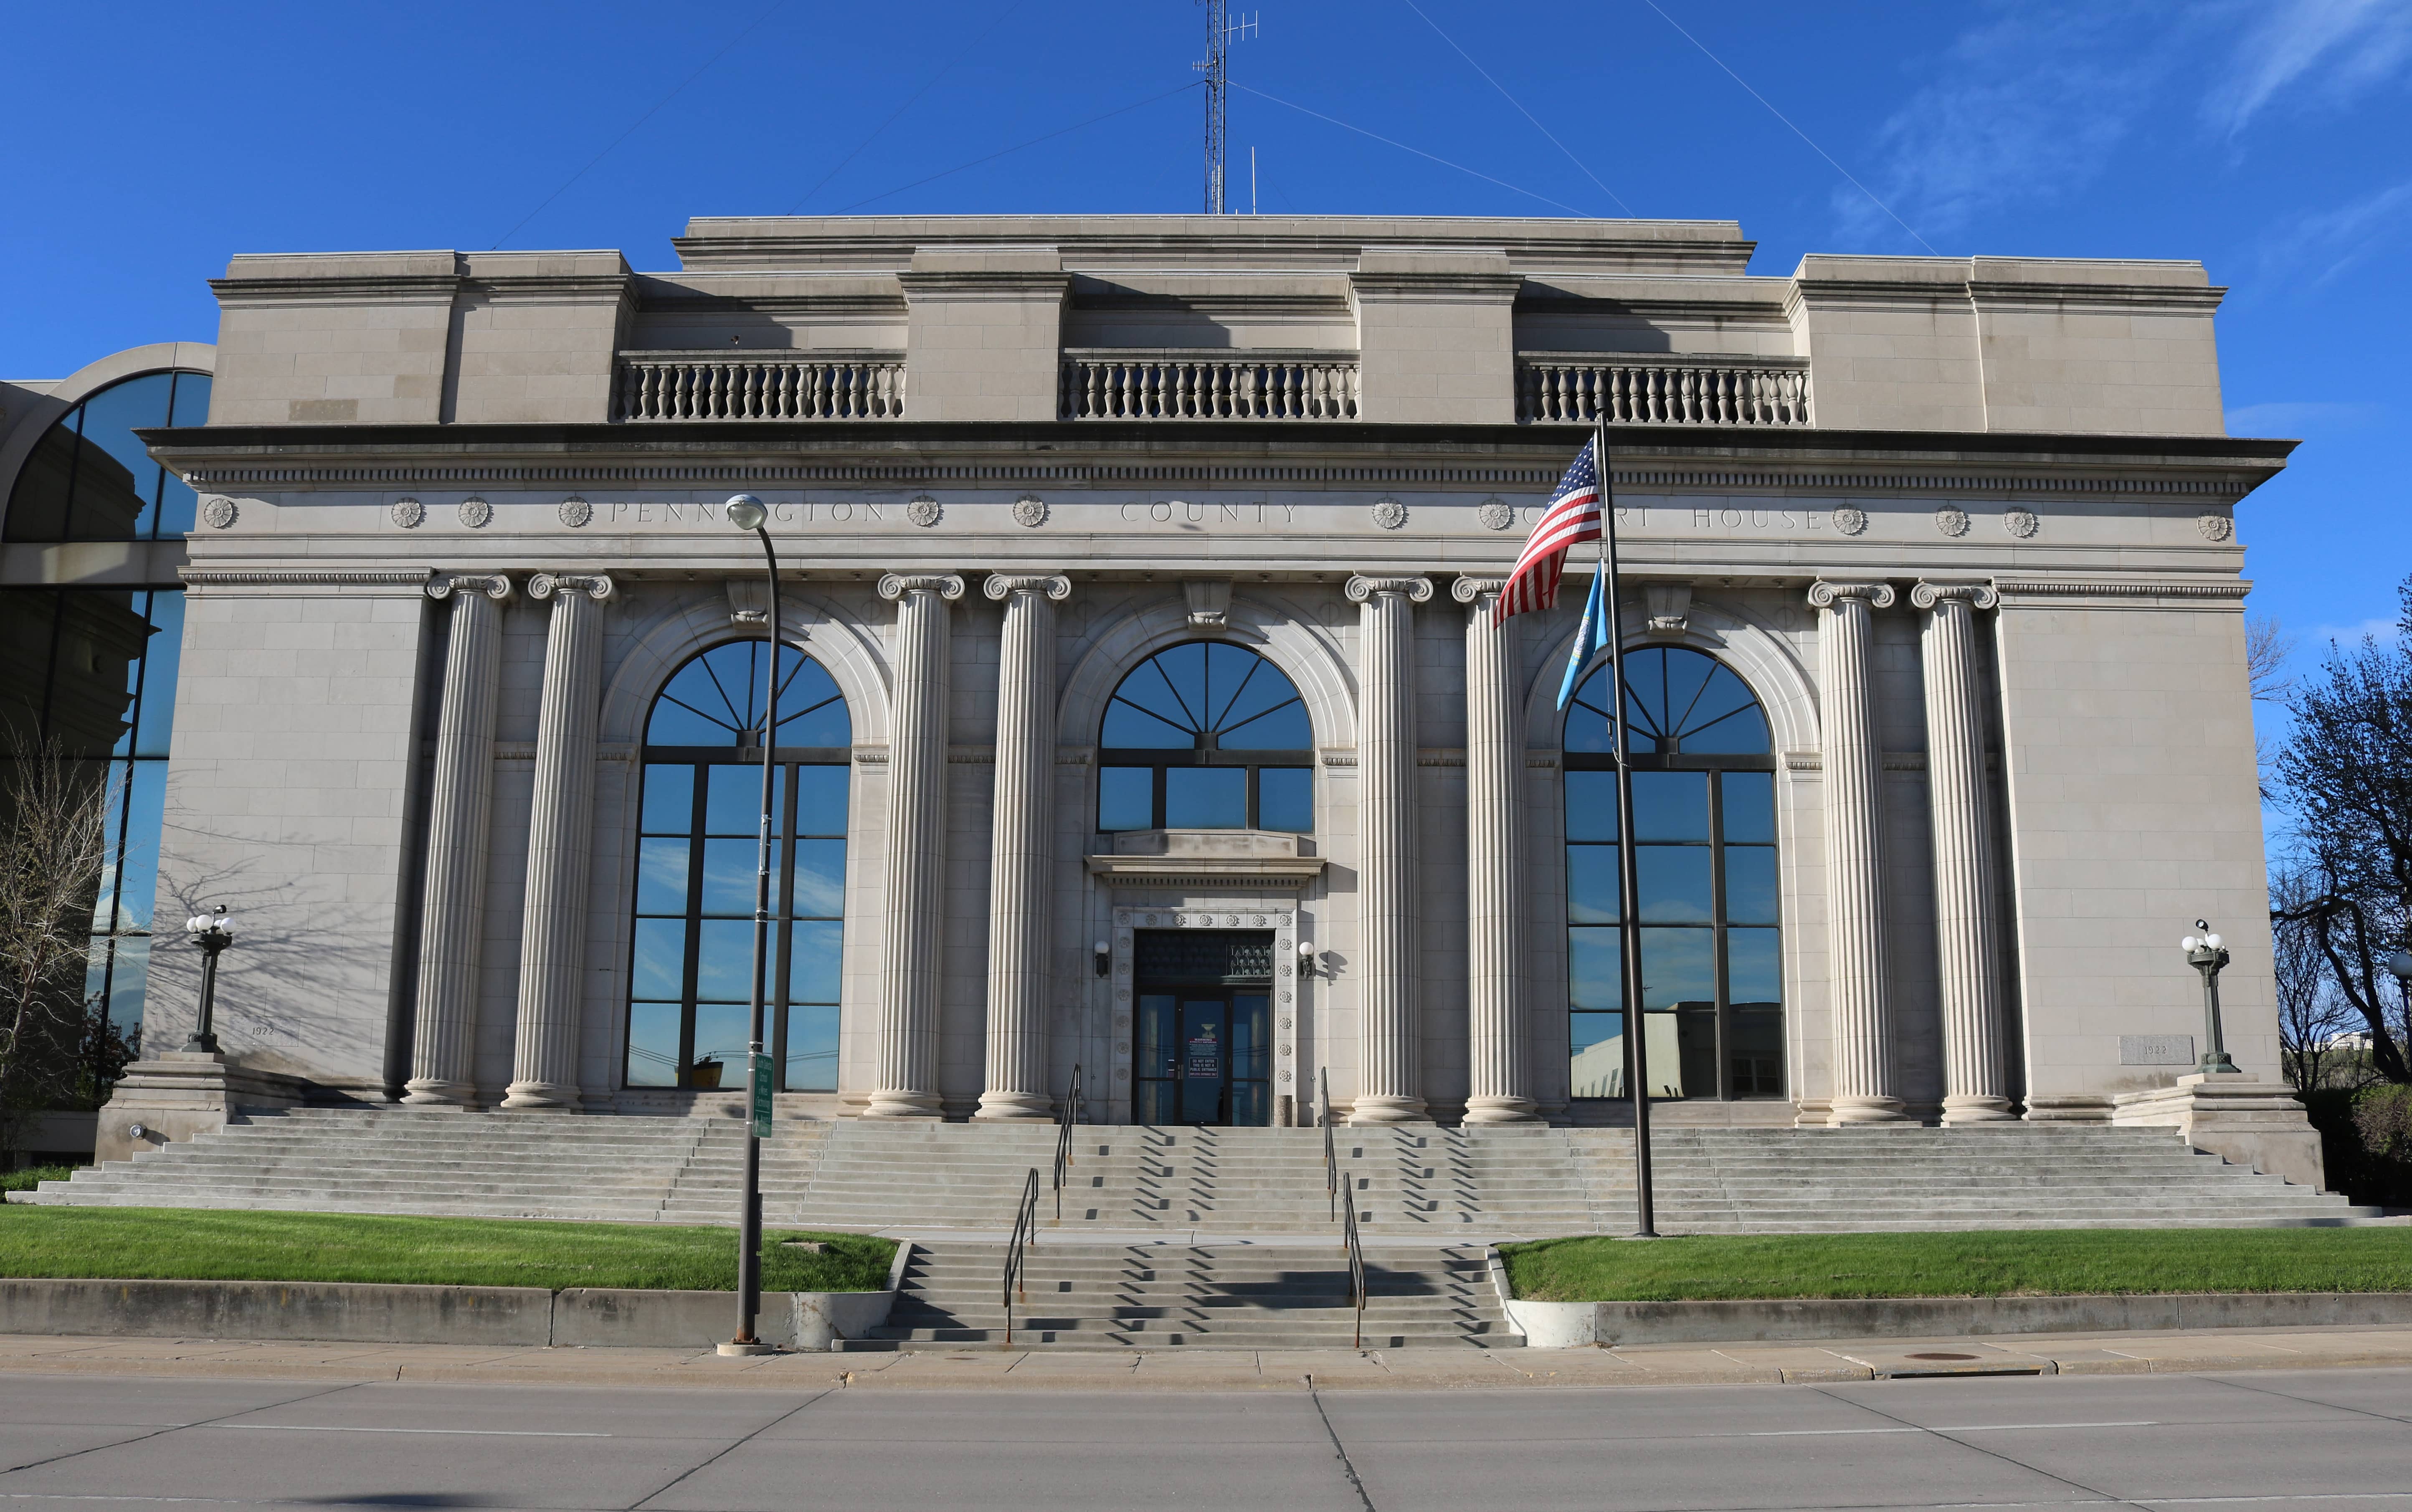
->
[0,214,2290,1155]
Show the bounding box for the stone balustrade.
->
[1518,354,1812,427]
[1060,350,1360,420]
[613,351,907,421]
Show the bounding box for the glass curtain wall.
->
[1563,646,1783,1102]
[1096,641,1313,833]
[4,372,212,542]
[628,641,850,1092]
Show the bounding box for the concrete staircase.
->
[23,1110,2382,1233]
[853,1240,1510,1350]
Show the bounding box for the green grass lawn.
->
[1501,1228,2412,1302]
[0,1207,894,1292]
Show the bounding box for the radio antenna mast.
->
[1194,1,1257,213]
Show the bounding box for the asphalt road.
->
[2,1366,2409,1511]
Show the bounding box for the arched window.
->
[1097,641,1313,833]
[628,641,851,1093]
[5,370,212,542]
[1563,646,1782,1103]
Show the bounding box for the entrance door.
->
[1134,929,1274,1126]
[1136,998,1272,1125]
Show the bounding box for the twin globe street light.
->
[2180,919,2239,1077]
[182,904,236,1054]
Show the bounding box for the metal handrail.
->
[1003,1166,1039,1346]
[1052,1064,1084,1222]
[1317,1069,1366,1348]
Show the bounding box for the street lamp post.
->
[182,905,235,1054]
[720,493,779,1357]
[2180,918,2240,1076]
[2388,951,2412,1046]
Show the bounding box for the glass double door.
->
[1136,990,1272,1126]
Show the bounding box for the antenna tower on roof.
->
[1194,0,1258,213]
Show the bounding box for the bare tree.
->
[0,740,118,1159]
[2273,857,2361,1091]
[2248,615,2298,802]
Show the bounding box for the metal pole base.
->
[717,1340,778,1357]
[1618,1231,1661,1242]
[180,1034,221,1056]
[2197,1052,2240,1075]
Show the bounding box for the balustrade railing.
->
[1003,1166,1039,1346]
[1518,355,1812,427]
[1062,350,1359,420]
[613,351,906,421]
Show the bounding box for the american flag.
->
[1495,438,1604,624]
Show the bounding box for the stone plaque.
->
[2120,1034,2196,1066]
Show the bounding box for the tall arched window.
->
[628,642,850,1092]
[1563,646,1782,1102]
[5,370,213,542]
[1097,641,1313,832]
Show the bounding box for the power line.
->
[1396,0,1633,216]
[1230,82,1584,214]
[785,10,1015,214]
[827,81,1202,215]
[492,0,790,249]
[1631,0,1938,254]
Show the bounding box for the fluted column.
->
[1809,580,1904,1124]
[1454,576,1536,1124]
[869,572,963,1118]
[502,572,614,1111]
[977,572,1071,1121]
[1346,574,1433,1125]
[1913,582,2014,1123]
[404,574,513,1106]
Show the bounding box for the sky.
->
[4,0,2406,726]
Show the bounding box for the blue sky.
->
[5,0,2405,667]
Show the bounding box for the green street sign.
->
[749,1051,774,1140]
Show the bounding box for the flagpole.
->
[1596,413,1658,1240]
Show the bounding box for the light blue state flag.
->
[1555,557,1609,710]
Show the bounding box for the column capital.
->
[427,573,513,603]
[983,573,1071,603]
[529,572,614,603]
[1346,574,1434,604]
[1910,580,1999,611]
[879,572,966,602]
[1451,575,1508,604]
[1808,580,1895,610]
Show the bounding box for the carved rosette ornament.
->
[557,497,592,529]
[905,495,942,528]
[1832,506,1869,536]
[1012,494,1047,528]
[391,498,426,529]
[200,496,238,529]
[457,498,493,529]
[1370,497,1408,531]
[2198,513,2234,542]
[1936,507,1970,538]
[1476,496,1514,531]
[2004,508,2040,539]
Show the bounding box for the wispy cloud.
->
[2251,177,2412,288]
[2203,0,2412,137]
[1837,6,2163,244]
[2225,399,2389,435]
[2306,617,2404,646]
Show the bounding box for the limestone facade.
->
[3,215,2292,1132]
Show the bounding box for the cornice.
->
[1993,578,2252,610]
[180,567,434,590]
[208,275,460,305]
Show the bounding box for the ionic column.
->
[1913,582,2014,1123]
[868,572,964,1118]
[502,572,614,1111]
[1808,580,1904,1124]
[977,573,1071,1121]
[403,573,513,1106]
[1454,576,1536,1124]
[1346,573,1433,1125]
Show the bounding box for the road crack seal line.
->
[0,1381,374,1479]
[1806,1385,2146,1510]
[1303,1374,1377,1512]
[624,1387,836,1510]
[2197,1372,2412,1429]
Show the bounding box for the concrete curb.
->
[0,1279,894,1350]
[1510,1291,2412,1347]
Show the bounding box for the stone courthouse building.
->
[0,214,2295,1152]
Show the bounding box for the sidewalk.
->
[7,1324,2412,1391]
